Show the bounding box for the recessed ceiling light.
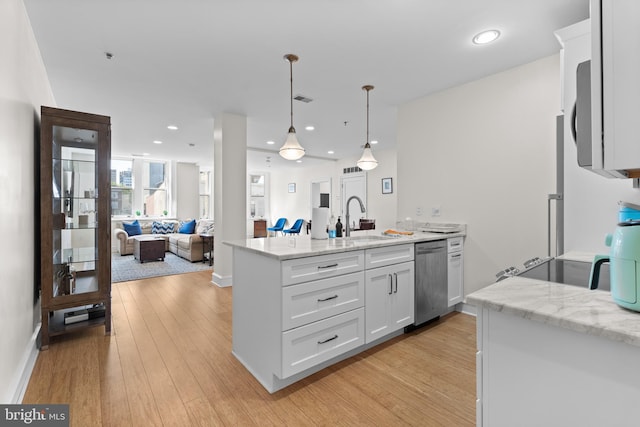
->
[266,140,275,145]
[142,153,150,156]
[473,29,500,45]
[305,125,315,131]
[370,140,378,145]
[328,150,335,154]
[153,140,163,144]
[296,160,302,163]
[167,125,178,130]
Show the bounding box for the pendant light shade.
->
[280,54,305,161]
[357,85,378,171]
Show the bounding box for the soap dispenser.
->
[328,215,336,238]
[336,216,343,237]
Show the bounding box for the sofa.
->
[114,219,214,262]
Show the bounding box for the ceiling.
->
[23,0,589,170]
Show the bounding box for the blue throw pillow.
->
[178,219,196,234]
[123,220,142,236]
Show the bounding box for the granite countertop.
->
[223,230,466,261]
[467,276,640,348]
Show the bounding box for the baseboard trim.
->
[212,272,232,287]
[458,301,477,316]
[10,324,40,403]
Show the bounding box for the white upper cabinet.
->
[593,0,640,177]
[557,2,640,179]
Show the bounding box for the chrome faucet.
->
[345,195,366,237]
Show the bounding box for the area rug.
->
[111,252,212,283]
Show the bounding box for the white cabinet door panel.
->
[282,271,365,331]
[282,251,364,286]
[281,308,364,378]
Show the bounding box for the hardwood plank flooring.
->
[23,270,476,426]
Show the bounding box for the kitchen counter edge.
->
[223,232,466,261]
[467,277,640,348]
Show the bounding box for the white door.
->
[341,172,367,229]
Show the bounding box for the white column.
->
[212,113,247,287]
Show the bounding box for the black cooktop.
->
[517,258,610,291]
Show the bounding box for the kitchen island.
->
[224,231,465,393]
[468,275,640,427]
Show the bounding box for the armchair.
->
[283,218,304,235]
[267,217,287,236]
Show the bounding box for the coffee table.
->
[133,235,165,263]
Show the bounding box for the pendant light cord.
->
[290,58,294,131]
[366,88,369,147]
[363,85,374,148]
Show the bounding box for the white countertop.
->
[224,230,466,260]
[467,274,640,348]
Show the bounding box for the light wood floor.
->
[23,270,477,426]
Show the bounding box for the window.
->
[143,161,167,216]
[110,159,133,216]
[199,170,211,218]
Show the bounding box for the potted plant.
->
[135,210,141,216]
[163,209,168,216]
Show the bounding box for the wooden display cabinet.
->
[39,106,111,349]
[253,219,267,238]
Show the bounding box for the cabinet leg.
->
[104,300,112,335]
[40,309,50,350]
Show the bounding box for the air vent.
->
[343,166,363,174]
[294,94,313,103]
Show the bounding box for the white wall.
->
[397,55,560,296]
[174,162,200,220]
[0,0,55,403]
[564,148,640,253]
[266,149,397,233]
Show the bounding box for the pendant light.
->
[279,54,305,161]
[357,85,378,171]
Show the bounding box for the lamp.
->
[357,85,378,171]
[279,54,305,160]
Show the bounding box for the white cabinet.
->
[282,271,365,331]
[593,0,640,176]
[282,308,364,378]
[447,237,464,307]
[365,244,415,344]
[231,241,423,393]
[282,251,364,286]
[557,4,640,178]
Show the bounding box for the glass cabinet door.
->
[51,126,99,297]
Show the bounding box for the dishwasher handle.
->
[415,241,447,255]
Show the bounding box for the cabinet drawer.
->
[447,237,463,253]
[281,308,364,378]
[365,244,414,269]
[282,251,364,286]
[282,271,365,331]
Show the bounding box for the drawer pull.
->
[317,334,338,344]
[317,294,339,302]
[393,272,398,293]
[451,253,462,259]
[317,263,338,269]
[388,274,393,295]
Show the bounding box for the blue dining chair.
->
[267,217,287,236]
[283,218,304,235]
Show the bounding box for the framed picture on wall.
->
[288,183,296,193]
[382,177,393,194]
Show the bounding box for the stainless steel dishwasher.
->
[412,240,448,328]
